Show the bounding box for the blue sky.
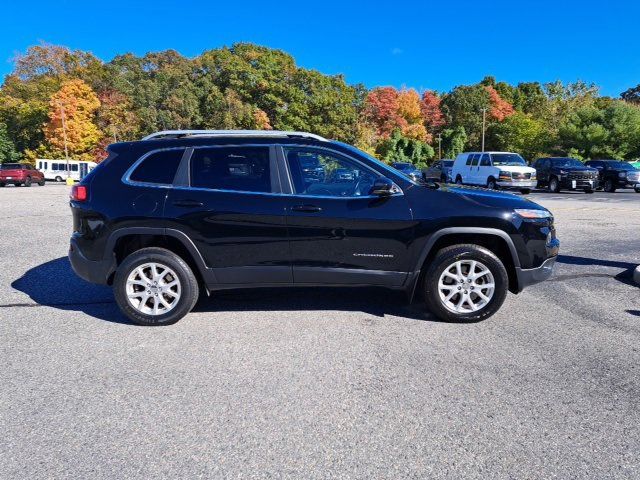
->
[1,0,639,97]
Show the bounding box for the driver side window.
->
[284,148,378,197]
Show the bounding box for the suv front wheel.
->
[423,244,509,322]
[113,247,199,326]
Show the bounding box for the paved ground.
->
[1,184,639,479]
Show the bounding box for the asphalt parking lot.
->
[1,184,639,479]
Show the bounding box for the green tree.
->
[621,84,640,105]
[441,85,491,149]
[375,129,434,167]
[488,112,548,160]
[440,126,467,159]
[0,123,20,163]
[558,101,640,159]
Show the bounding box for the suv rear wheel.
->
[548,176,560,193]
[113,247,199,326]
[423,244,508,322]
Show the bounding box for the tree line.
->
[2,43,640,166]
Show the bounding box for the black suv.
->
[584,160,640,193]
[532,157,599,193]
[69,130,559,326]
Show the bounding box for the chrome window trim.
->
[122,142,404,198]
[122,146,188,188]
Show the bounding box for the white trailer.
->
[36,159,97,182]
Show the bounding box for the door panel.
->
[163,145,292,286]
[281,146,415,287]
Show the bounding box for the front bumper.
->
[618,179,640,189]
[498,180,537,189]
[515,255,557,292]
[560,177,599,189]
[69,237,115,285]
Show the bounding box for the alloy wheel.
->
[437,259,495,313]
[125,262,182,316]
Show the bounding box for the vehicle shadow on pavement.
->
[555,255,637,286]
[11,257,441,324]
[10,256,128,324]
[194,287,435,322]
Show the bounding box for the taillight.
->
[71,185,88,202]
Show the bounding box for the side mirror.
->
[369,176,396,196]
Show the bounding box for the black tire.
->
[0,183,5,187]
[520,189,531,194]
[604,179,616,193]
[584,188,594,194]
[113,247,199,326]
[440,175,447,184]
[486,177,497,190]
[548,176,560,193]
[455,176,463,185]
[54,176,63,183]
[38,179,46,186]
[423,244,509,323]
[24,177,32,187]
[635,187,640,193]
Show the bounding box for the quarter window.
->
[465,154,474,166]
[190,147,271,193]
[130,149,184,185]
[285,148,378,197]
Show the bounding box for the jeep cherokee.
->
[69,130,559,326]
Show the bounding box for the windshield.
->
[398,164,418,172]
[553,158,584,168]
[606,161,636,170]
[491,154,527,166]
[1,163,22,170]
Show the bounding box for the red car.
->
[0,163,46,187]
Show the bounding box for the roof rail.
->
[141,130,328,142]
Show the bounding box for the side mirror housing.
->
[369,176,397,196]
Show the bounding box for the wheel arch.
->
[407,228,521,302]
[106,227,210,288]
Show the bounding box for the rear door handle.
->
[172,200,204,208]
[291,204,322,213]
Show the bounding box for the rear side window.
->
[471,154,480,166]
[190,147,271,193]
[465,154,474,166]
[130,149,184,185]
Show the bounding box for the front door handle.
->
[173,199,204,208]
[291,204,322,213]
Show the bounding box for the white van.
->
[451,151,536,193]
[36,159,97,182]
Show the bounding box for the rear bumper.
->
[515,255,556,292]
[69,237,115,285]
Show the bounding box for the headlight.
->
[559,170,567,175]
[531,173,537,180]
[514,208,552,219]
[499,171,512,181]
[619,171,627,178]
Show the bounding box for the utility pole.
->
[481,108,487,152]
[436,133,442,160]
[58,101,70,178]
